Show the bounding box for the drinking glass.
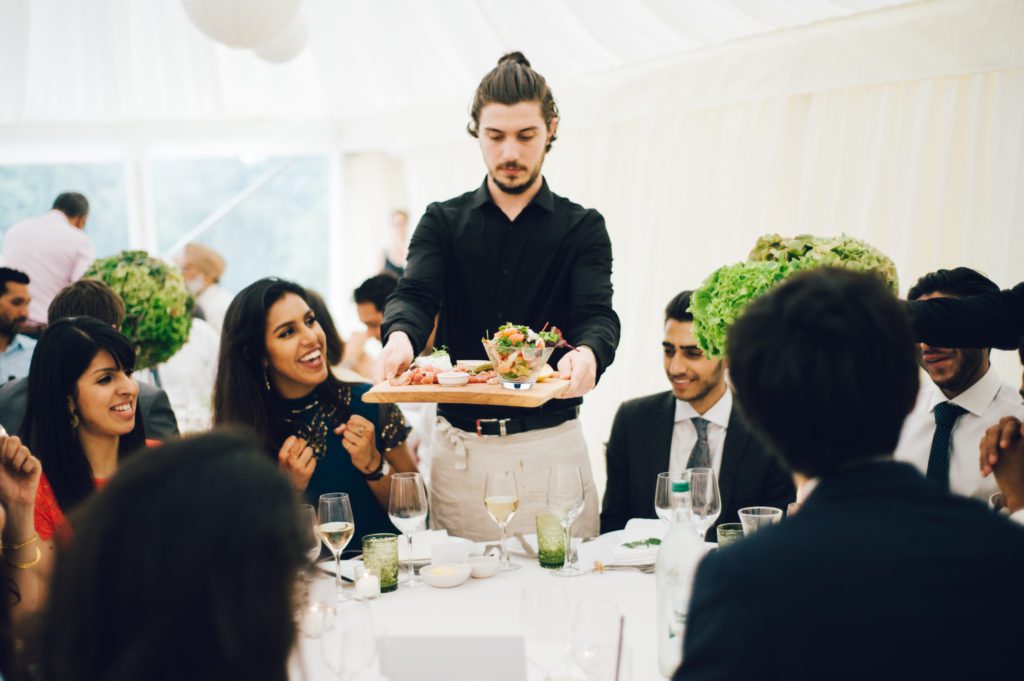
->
[739,506,783,535]
[536,512,565,569]
[388,472,428,587]
[685,468,721,542]
[715,522,744,548]
[546,463,586,578]
[654,472,674,524]
[331,601,377,680]
[299,504,321,564]
[573,600,620,681]
[522,585,573,679]
[484,468,521,571]
[317,493,355,601]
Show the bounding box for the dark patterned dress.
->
[276,381,410,543]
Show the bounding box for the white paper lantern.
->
[181,0,302,49]
[253,15,308,63]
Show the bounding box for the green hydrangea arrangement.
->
[84,250,193,369]
[691,234,898,358]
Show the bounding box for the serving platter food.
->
[362,377,570,408]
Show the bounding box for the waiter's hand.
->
[378,331,414,382]
[557,346,597,399]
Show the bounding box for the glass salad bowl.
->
[481,340,555,390]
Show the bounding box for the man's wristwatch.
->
[362,451,391,481]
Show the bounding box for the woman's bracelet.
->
[1,532,39,551]
[4,545,42,569]
[361,450,387,481]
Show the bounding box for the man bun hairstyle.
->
[468,51,559,152]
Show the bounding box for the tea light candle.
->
[355,572,381,600]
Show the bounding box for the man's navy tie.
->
[927,402,967,488]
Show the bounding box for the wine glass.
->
[317,493,355,602]
[685,468,721,542]
[388,472,428,588]
[546,463,586,578]
[521,585,573,679]
[327,601,377,680]
[484,469,521,571]
[573,600,620,681]
[299,504,321,564]
[654,472,675,524]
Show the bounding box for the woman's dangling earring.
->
[67,398,79,432]
[263,367,272,392]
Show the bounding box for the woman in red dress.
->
[6,316,145,619]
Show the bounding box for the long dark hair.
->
[40,429,306,681]
[304,288,345,366]
[213,278,343,452]
[20,317,146,514]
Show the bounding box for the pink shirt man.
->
[2,210,94,325]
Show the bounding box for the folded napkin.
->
[401,530,449,561]
[612,518,669,565]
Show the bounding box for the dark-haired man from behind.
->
[894,267,1024,503]
[0,279,178,439]
[2,192,95,330]
[0,268,35,383]
[674,268,1024,681]
[600,291,793,536]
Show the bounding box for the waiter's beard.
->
[490,162,543,195]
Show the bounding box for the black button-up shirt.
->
[381,177,621,421]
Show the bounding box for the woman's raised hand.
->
[334,415,380,475]
[0,434,42,510]
[278,435,316,491]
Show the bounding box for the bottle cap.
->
[671,480,690,493]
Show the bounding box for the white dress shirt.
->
[668,388,732,479]
[894,367,1024,502]
[139,318,220,433]
[196,283,233,333]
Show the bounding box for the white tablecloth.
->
[290,544,665,681]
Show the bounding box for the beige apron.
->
[428,416,600,542]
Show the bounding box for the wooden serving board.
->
[362,378,570,408]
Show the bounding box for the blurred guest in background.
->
[213,278,416,542]
[675,268,1024,681]
[601,290,792,536]
[0,280,178,439]
[894,268,1024,502]
[981,415,1024,524]
[382,209,409,277]
[180,242,232,332]
[0,268,35,383]
[342,272,398,380]
[40,429,306,681]
[1,193,94,332]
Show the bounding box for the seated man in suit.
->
[894,268,1024,503]
[675,268,1024,681]
[0,279,178,438]
[600,290,793,536]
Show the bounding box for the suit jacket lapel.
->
[650,392,676,484]
[718,408,751,522]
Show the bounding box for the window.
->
[0,162,130,259]
[151,155,330,296]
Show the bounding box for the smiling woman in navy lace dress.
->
[213,278,417,542]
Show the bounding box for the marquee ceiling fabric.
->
[0,0,915,125]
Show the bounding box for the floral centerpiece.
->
[84,250,193,369]
[691,234,898,358]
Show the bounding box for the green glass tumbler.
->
[362,533,399,593]
[535,512,565,569]
[716,522,744,548]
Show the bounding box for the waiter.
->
[380,52,620,541]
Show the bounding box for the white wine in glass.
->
[546,463,586,578]
[388,472,428,587]
[484,469,521,571]
[318,493,354,601]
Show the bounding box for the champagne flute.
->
[484,469,521,571]
[388,472,428,588]
[654,472,674,524]
[546,463,585,578]
[686,468,721,542]
[317,493,355,601]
